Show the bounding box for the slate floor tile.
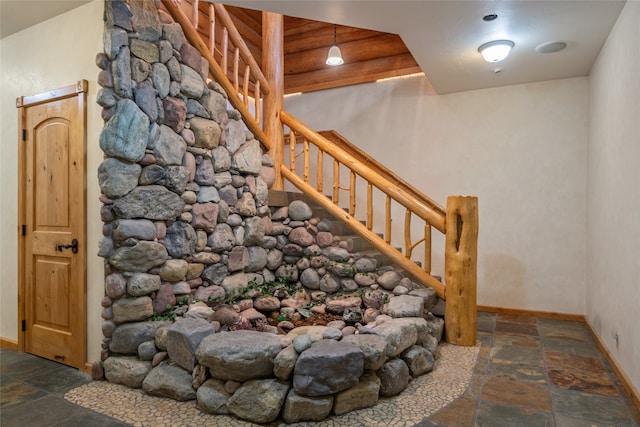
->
[481,375,551,411]
[548,368,618,397]
[495,321,539,336]
[551,388,634,426]
[429,396,477,426]
[475,401,553,427]
[490,345,545,367]
[0,395,85,427]
[541,337,600,357]
[0,379,49,410]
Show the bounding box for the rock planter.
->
[97,1,445,424]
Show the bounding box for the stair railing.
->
[160,0,478,346]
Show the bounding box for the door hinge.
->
[21,224,26,236]
[22,129,27,141]
[22,320,26,331]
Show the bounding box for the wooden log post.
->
[444,195,478,346]
[262,12,285,190]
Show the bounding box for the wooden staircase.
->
[161,0,478,346]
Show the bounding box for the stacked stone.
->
[96,0,446,423]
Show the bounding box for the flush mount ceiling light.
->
[478,40,514,63]
[326,24,344,66]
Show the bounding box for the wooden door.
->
[17,81,87,369]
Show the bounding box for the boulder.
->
[387,294,424,318]
[282,389,333,423]
[166,318,215,372]
[111,219,156,245]
[98,159,141,198]
[288,200,312,221]
[401,345,435,376]
[103,356,151,388]
[378,359,410,397]
[112,185,185,220]
[109,241,168,273]
[227,379,289,424]
[370,317,419,356]
[273,344,298,381]
[100,99,148,162]
[333,371,381,415]
[341,334,389,371]
[142,364,196,401]
[109,321,170,354]
[197,378,231,415]
[111,297,154,323]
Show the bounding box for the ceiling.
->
[1,1,625,94]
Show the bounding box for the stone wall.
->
[96,1,444,423]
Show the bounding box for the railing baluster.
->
[222,28,229,77]
[385,196,391,244]
[424,224,432,274]
[404,210,412,258]
[289,130,296,173]
[192,0,199,29]
[367,183,373,230]
[233,47,240,92]
[333,160,340,205]
[243,65,250,106]
[303,139,310,183]
[254,81,261,127]
[208,3,215,56]
[349,172,356,216]
[317,150,324,193]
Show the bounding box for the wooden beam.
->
[263,12,285,190]
[444,196,479,346]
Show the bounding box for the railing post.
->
[444,195,478,346]
[262,12,285,190]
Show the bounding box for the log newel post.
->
[262,12,285,190]
[444,195,478,346]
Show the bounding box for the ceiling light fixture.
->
[478,40,514,63]
[326,24,344,66]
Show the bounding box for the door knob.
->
[56,238,78,254]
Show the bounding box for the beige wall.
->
[285,76,589,315]
[587,1,640,393]
[0,0,104,363]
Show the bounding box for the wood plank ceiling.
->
[198,4,421,94]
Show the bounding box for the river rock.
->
[227,379,289,424]
[98,158,141,198]
[197,378,231,415]
[282,390,333,423]
[112,185,185,220]
[164,221,197,258]
[333,371,381,416]
[378,358,410,397]
[387,294,424,318]
[100,99,149,163]
[155,125,186,166]
[142,364,196,401]
[341,334,389,371]
[111,219,156,245]
[231,140,262,174]
[109,321,170,354]
[401,345,434,376]
[189,117,220,149]
[166,318,215,372]
[288,200,312,221]
[110,241,168,272]
[103,356,151,388]
[111,296,154,323]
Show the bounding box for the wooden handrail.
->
[161,0,270,151]
[213,4,270,95]
[319,130,446,218]
[281,111,446,233]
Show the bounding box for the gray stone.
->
[111,297,154,323]
[130,39,159,63]
[191,202,219,233]
[228,246,248,272]
[401,345,434,376]
[139,165,165,185]
[164,221,197,258]
[276,264,299,283]
[220,273,247,297]
[378,359,410,397]
[217,186,237,208]
[103,27,128,60]
[197,379,231,415]
[129,0,162,41]
[288,227,314,247]
[127,273,161,297]
[180,65,205,99]
[111,219,156,245]
[196,331,281,381]
[131,58,151,83]
[288,200,313,221]
[282,389,333,423]
[231,140,262,174]
[212,146,231,172]
[155,125,186,166]
[409,288,438,312]
[152,284,176,314]
[423,333,439,354]
[164,166,189,194]
[331,262,357,278]
[159,259,189,281]
[319,273,340,293]
[195,159,215,185]
[300,268,320,290]
[200,89,227,123]
[162,96,187,133]
[323,247,350,262]
[100,99,149,163]
[426,314,445,342]
[333,371,381,416]
[109,321,170,354]
[187,99,210,118]
[111,46,132,98]
[163,22,186,50]
[377,270,403,291]
[172,281,191,295]
[112,185,185,220]
[341,334,389,371]
[246,246,268,272]
[266,249,283,270]
[225,120,246,154]
[227,379,289,424]
[142,364,196,401]
[355,257,377,273]
[137,341,157,361]
[243,216,264,245]
[273,344,298,381]
[104,0,133,31]
[152,63,170,98]
[103,356,151,388]
[207,223,235,252]
[189,117,221,149]
[235,193,257,217]
[98,158,141,199]
[370,317,419,357]
[158,40,173,63]
[387,295,424,318]
[179,43,202,73]
[167,318,215,372]
[293,334,313,353]
[293,340,364,397]
[194,285,225,302]
[97,88,116,107]
[110,241,168,273]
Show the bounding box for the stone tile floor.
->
[1,312,638,426]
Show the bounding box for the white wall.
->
[0,0,104,364]
[285,76,588,315]
[587,1,640,393]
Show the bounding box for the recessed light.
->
[535,41,567,53]
[482,14,498,22]
[493,67,503,74]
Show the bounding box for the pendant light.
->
[326,24,344,66]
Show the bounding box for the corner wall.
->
[587,1,640,394]
[0,1,104,363]
[285,76,588,315]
